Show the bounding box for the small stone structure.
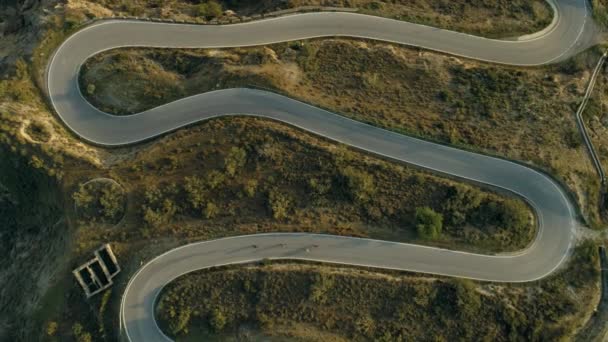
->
[73,244,120,298]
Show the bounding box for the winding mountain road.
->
[45,1,598,341]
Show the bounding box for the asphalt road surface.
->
[44,1,597,341]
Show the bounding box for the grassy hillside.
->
[156,242,600,341]
[32,117,539,340]
[80,41,603,227]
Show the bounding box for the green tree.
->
[73,184,93,209]
[308,177,331,201]
[142,199,176,228]
[46,321,58,336]
[206,170,225,189]
[86,83,95,95]
[224,146,247,176]
[72,322,92,341]
[341,166,375,203]
[204,202,219,219]
[144,185,163,206]
[355,314,375,338]
[198,1,223,19]
[142,207,163,228]
[500,199,529,230]
[170,307,192,335]
[243,179,258,197]
[415,207,443,239]
[72,323,83,336]
[184,176,205,209]
[309,273,334,304]
[99,183,124,219]
[443,186,482,226]
[267,190,291,220]
[78,333,92,342]
[209,308,227,332]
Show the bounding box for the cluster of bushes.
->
[198,1,223,18]
[73,180,126,224]
[139,146,249,230]
[141,184,180,232]
[415,207,443,239]
[122,118,533,252]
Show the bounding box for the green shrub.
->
[73,184,94,209]
[415,207,443,239]
[206,170,225,189]
[142,198,177,228]
[46,321,58,336]
[308,273,334,304]
[198,1,223,19]
[243,179,258,197]
[341,166,375,203]
[500,199,530,231]
[86,83,95,95]
[225,147,247,176]
[73,181,125,222]
[209,308,227,332]
[99,183,124,219]
[184,176,206,209]
[170,307,192,335]
[267,190,291,220]
[204,202,219,219]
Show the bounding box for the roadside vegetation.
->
[80,41,603,226]
[0,1,602,341]
[69,0,552,38]
[74,117,535,254]
[156,241,600,341]
[19,117,538,341]
[592,0,608,29]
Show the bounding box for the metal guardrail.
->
[575,50,607,185]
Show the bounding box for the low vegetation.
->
[73,179,126,225]
[156,241,599,341]
[80,41,603,227]
[77,117,534,254]
[25,117,539,341]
